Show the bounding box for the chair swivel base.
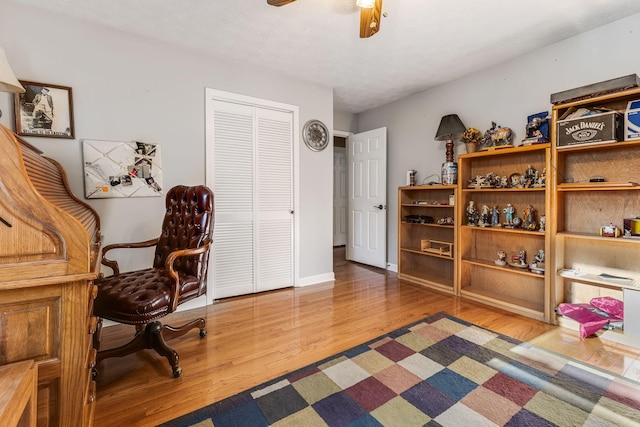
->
[95,318,206,378]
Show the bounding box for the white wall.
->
[0,1,334,286]
[334,110,357,133]
[357,12,640,266]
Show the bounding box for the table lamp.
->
[435,114,466,185]
[0,47,25,119]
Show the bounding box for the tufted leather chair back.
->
[154,185,214,296]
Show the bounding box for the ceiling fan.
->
[267,0,384,38]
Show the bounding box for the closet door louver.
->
[212,101,255,298]
[210,100,293,298]
[256,108,293,292]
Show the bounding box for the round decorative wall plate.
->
[302,119,329,151]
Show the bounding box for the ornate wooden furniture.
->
[0,360,38,427]
[0,124,100,426]
[93,185,214,378]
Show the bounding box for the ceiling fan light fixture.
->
[359,0,382,38]
[267,0,383,39]
[356,0,376,8]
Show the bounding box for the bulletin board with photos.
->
[83,139,163,198]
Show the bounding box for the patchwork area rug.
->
[160,313,640,426]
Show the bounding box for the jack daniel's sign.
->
[556,112,622,148]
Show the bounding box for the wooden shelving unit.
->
[398,185,457,294]
[397,88,640,326]
[456,144,551,322]
[551,87,640,323]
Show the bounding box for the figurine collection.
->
[494,248,545,274]
[465,200,545,232]
[467,164,545,189]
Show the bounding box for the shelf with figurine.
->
[465,164,546,190]
[473,247,546,276]
[462,200,546,233]
[463,114,550,154]
[494,248,546,275]
[456,116,551,322]
[459,246,547,321]
[463,246,546,276]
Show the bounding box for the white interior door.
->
[347,127,387,268]
[333,146,347,246]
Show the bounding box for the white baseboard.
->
[297,272,335,287]
[600,330,640,349]
[386,263,398,273]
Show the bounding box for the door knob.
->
[373,204,385,210]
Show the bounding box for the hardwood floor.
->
[93,247,640,426]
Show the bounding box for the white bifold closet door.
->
[210,100,294,299]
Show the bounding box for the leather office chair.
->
[93,185,214,378]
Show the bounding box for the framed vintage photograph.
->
[13,81,74,138]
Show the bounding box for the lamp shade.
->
[0,47,25,93]
[435,114,466,141]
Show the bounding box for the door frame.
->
[334,130,352,250]
[204,88,300,303]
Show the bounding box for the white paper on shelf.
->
[558,269,588,277]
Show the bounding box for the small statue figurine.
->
[539,214,546,233]
[479,205,490,227]
[521,112,549,145]
[532,249,545,267]
[524,165,537,188]
[487,122,513,148]
[538,168,546,187]
[491,205,501,227]
[437,216,454,226]
[495,249,507,266]
[466,200,479,226]
[511,216,523,228]
[482,122,498,148]
[503,203,515,226]
[523,204,537,231]
[518,250,527,265]
[530,249,545,274]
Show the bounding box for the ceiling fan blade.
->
[267,0,297,6]
[359,0,383,38]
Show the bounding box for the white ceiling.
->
[12,0,640,113]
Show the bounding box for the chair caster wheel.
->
[199,329,207,338]
[173,366,182,378]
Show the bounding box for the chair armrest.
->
[165,239,212,312]
[101,238,159,275]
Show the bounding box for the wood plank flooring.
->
[93,247,640,426]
